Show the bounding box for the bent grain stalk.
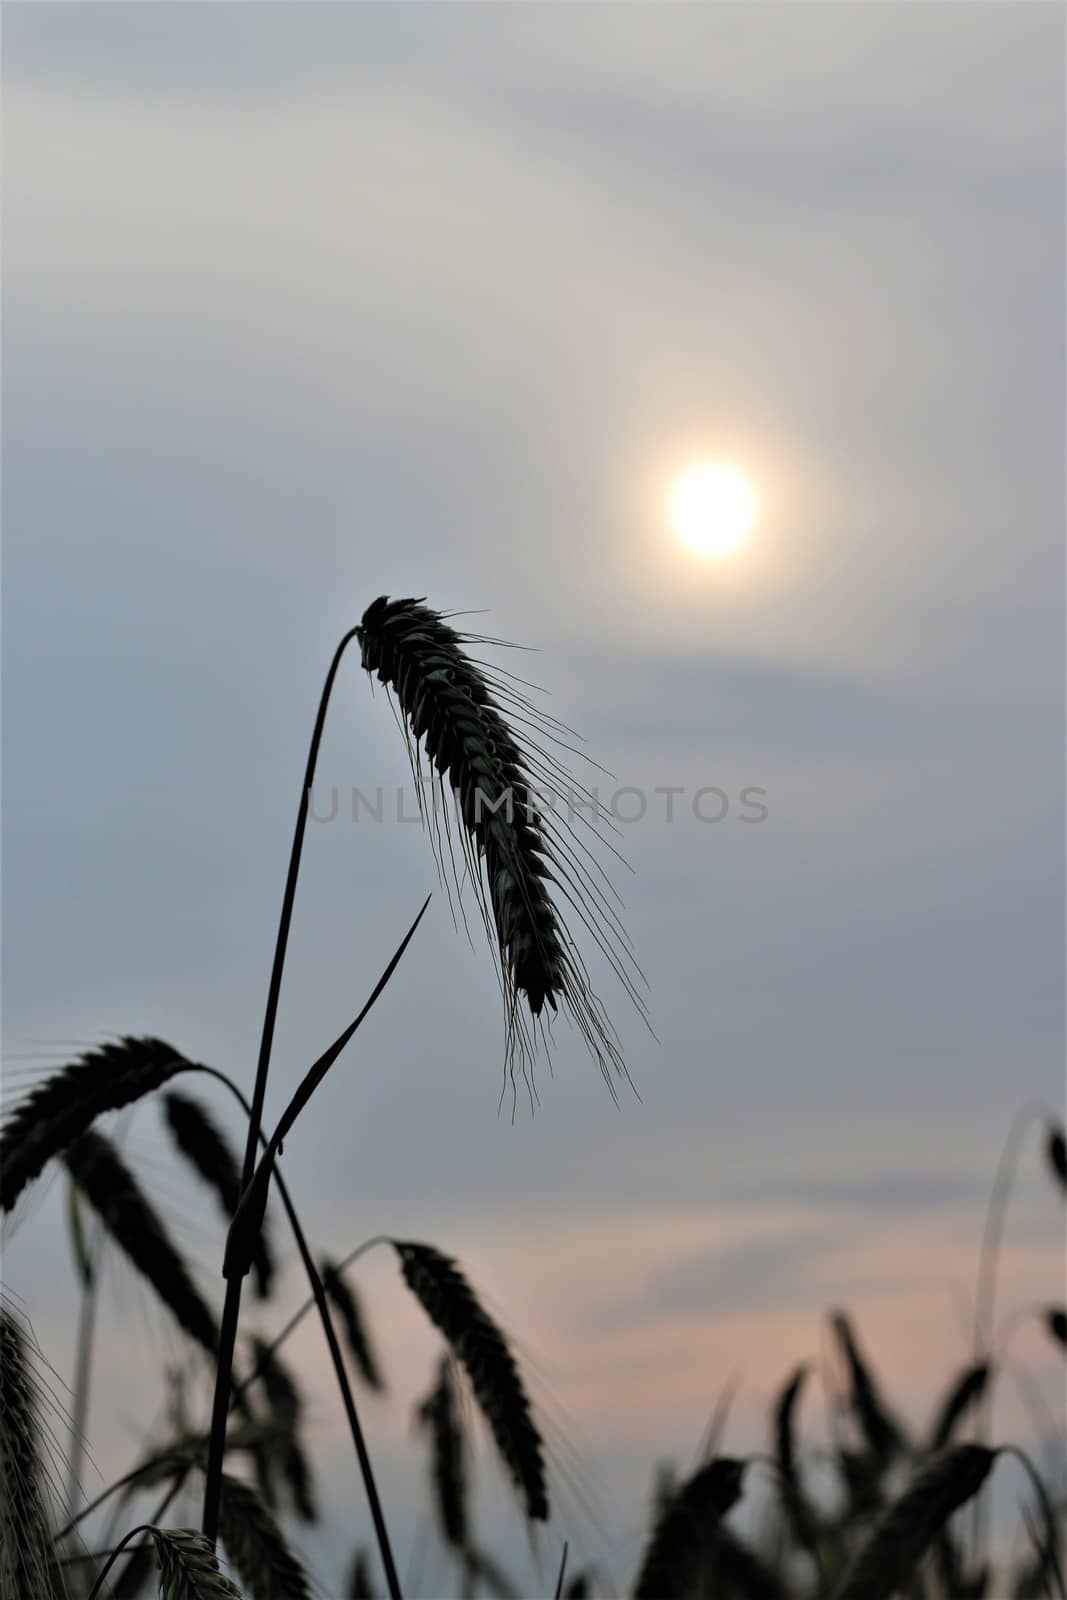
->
[201,621,363,1550]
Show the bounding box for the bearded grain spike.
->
[393,1240,548,1522]
[321,1258,384,1391]
[416,1357,469,1554]
[358,599,564,1019]
[163,1092,274,1300]
[217,1473,313,1600]
[830,1310,907,1467]
[0,1307,61,1600]
[830,1444,996,1600]
[927,1362,990,1451]
[632,1456,746,1599]
[64,1130,218,1356]
[358,596,642,1084]
[1,1035,192,1213]
[152,1527,245,1600]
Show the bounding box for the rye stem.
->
[201,627,362,1539]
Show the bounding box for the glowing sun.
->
[670,463,756,558]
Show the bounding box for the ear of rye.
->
[1,1035,192,1213]
[216,1472,313,1600]
[357,596,644,1084]
[152,1528,245,1600]
[64,1129,219,1355]
[393,1240,548,1522]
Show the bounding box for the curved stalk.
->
[85,1524,153,1600]
[97,1467,191,1595]
[235,1235,390,1391]
[200,627,363,1544]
